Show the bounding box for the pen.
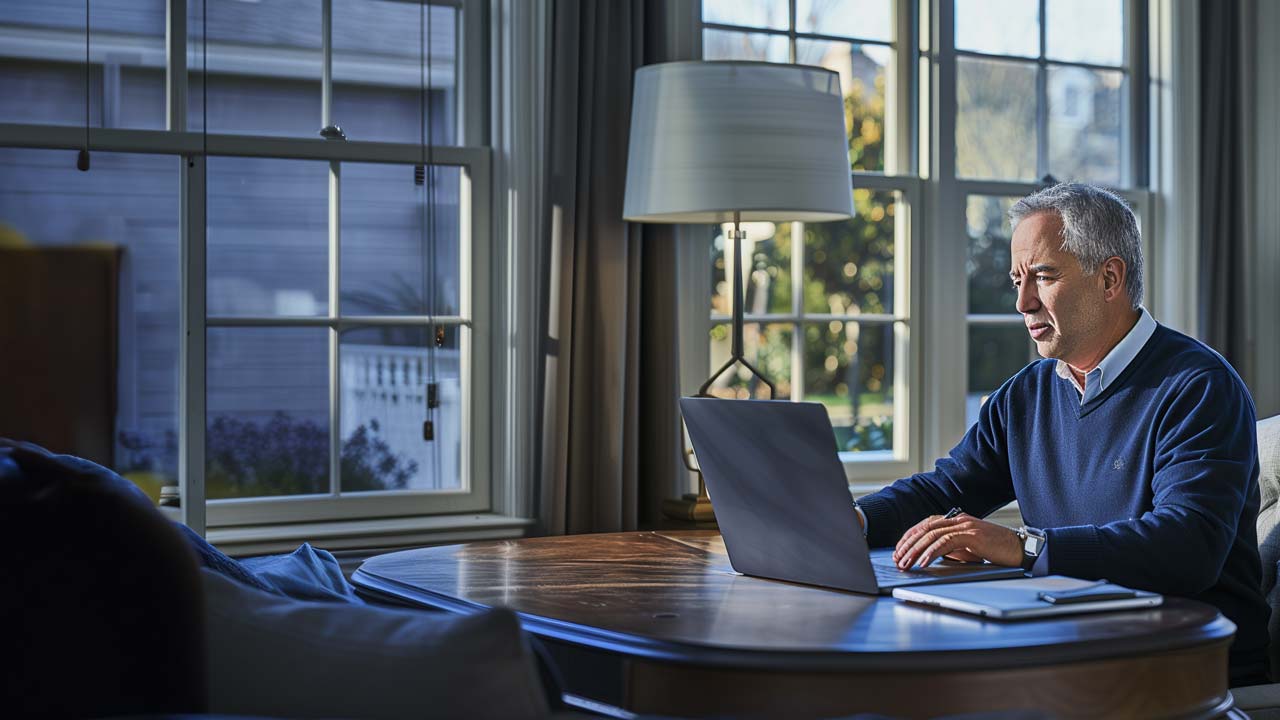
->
[943,507,963,519]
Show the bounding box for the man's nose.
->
[1016,281,1040,315]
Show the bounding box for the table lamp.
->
[622,61,854,520]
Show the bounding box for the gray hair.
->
[1008,183,1144,310]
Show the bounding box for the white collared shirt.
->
[1054,307,1157,405]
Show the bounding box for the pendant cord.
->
[83,0,89,147]
[77,0,90,170]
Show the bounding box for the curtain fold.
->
[1198,0,1249,375]
[536,0,684,535]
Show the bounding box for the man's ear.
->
[1101,256,1127,302]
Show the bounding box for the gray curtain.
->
[536,0,685,535]
[1198,0,1249,372]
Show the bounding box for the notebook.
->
[892,575,1163,619]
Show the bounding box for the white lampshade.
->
[623,61,854,224]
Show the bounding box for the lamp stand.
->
[698,212,776,399]
[663,212,775,525]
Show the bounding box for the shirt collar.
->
[1055,307,1157,402]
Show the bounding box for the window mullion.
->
[791,219,805,400]
[329,160,342,497]
[788,0,797,63]
[165,0,186,132]
[180,154,207,534]
[1035,0,1048,179]
[321,0,334,133]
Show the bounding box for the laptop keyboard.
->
[872,562,935,584]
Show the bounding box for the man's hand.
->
[892,512,1023,570]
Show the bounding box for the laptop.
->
[680,397,1027,595]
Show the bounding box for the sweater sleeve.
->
[857,379,1019,548]
[1043,369,1257,595]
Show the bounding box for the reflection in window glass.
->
[340,327,463,492]
[797,0,893,42]
[796,40,889,172]
[206,327,330,499]
[710,221,793,317]
[967,325,1034,426]
[701,0,790,30]
[1048,66,1125,185]
[187,0,323,137]
[341,163,461,317]
[701,29,789,63]
[804,189,896,315]
[0,148,180,501]
[0,1,166,129]
[1046,0,1124,66]
[206,157,328,317]
[956,57,1038,181]
[966,195,1019,314]
[707,323,792,400]
[332,0,458,145]
[804,321,895,452]
[955,0,1040,58]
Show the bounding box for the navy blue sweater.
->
[859,324,1271,682]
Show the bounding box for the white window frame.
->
[690,0,1159,499]
[0,0,500,536]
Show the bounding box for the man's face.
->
[1009,211,1108,366]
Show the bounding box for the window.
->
[0,0,491,533]
[696,0,1149,483]
[699,0,915,475]
[954,0,1145,432]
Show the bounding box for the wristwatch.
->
[1015,526,1047,571]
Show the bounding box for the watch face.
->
[1022,530,1045,556]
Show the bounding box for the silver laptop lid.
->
[679,397,878,594]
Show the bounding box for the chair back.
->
[1256,415,1280,677]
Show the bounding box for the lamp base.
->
[662,492,716,523]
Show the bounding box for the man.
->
[853,182,1271,686]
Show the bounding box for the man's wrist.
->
[1015,525,1048,570]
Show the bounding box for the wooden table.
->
[352,531,1238,719]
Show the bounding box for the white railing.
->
[340,344,461,491]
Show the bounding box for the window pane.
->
[1048,66,1125,185]
[341,164,461,317]
[0,148,179,501]
[332,0,458,145]
[803,321,895,452]
[1046,0,1124,66]
[0,1,166,129]
[967,325,1033,426]
[966,195,1019,314]
[702,29,789,63]
[796,39,890,172]
[206,327,330,499]
[956,57,1038,181]
[340,326,462,492]
[702,0,789,31]
[207,157,328,317]
[955,0,1040,58]
[188,0,323,137]
[797,0,893,42]
[804,189,896,316]
[707,323,792,399]
[710,221,793,317]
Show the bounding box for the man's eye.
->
[1036,275,1053,283]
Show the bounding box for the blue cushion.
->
[240,542,364,604]
[0,439,362,605]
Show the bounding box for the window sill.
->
[206,513,536,558]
